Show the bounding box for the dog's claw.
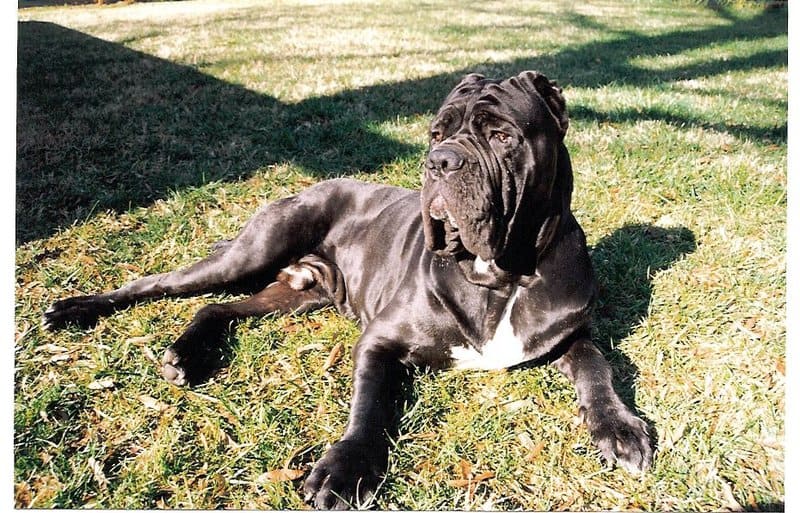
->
[585,406,653,474]
[303,439,386,510]
[161,347,188,387]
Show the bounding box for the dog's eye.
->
[491,131,510,144]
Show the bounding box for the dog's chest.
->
[449,287,529,370]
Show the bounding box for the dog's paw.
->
[161,323,225,387]
[42,295,112,331]
[303,439,387,510]
[583,404,653,474]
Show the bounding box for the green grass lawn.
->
[15,0,786,509]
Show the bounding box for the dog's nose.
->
[426,148,464,177]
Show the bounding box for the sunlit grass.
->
[16,0,786,510]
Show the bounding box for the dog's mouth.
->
[426,194,465,255]
[429,194,459,229]
[422,170,509,264]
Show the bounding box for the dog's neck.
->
[456,254,515,288]
[454,223,549,289]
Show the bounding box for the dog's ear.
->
[445,73,486,100]
[457,73,486,86]
[517,71,569,138]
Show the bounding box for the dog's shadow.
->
[588,223,696,431]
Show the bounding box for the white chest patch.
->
[449,287,529,370]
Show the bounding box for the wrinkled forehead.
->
[434,75,546,127]
[435,77,496,119]
[441,76,498,107]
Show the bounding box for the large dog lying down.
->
[44,71,652,509]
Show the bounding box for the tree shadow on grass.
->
[16,7,786,243]
[16,21,424,243]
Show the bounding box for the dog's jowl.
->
[44,71,653,509]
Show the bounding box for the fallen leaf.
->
[517,432,534,448]
[39,451,53,465]
[719,478,742,511]
[88,377,115,390]
[502,398,532,413]
[35,343,68,354]
[414,460,437,474]
[282,444,314,469]
[256,468,305,483]
[296,343,325,355]
[776,358,785,376]
[126,335,155,345]
[747,491,759,511]
[447,478,473,488]
[141,346,159,366]
[323,342,343,371]
[116,262,141,273]
[526,441,546,462]
[556,493,579,511]
[407,432,437,440]
[738,317,762,339]
[138,395,169,412]
[216,404,241,427]
[88,457,108,490]
[458,459,472,479]
[282,320,304,335]
[14,482,31,508]
[187,390,220,404]
[447,472,494,488]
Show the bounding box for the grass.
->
[15,0,786,510]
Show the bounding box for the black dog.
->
[44,71,652,509]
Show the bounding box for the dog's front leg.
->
[553,330,653,474]
[303,334,407,510]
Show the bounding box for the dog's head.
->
[421,71,573,284]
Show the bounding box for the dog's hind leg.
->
[43,188,341,330]
[161,255,347,386]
